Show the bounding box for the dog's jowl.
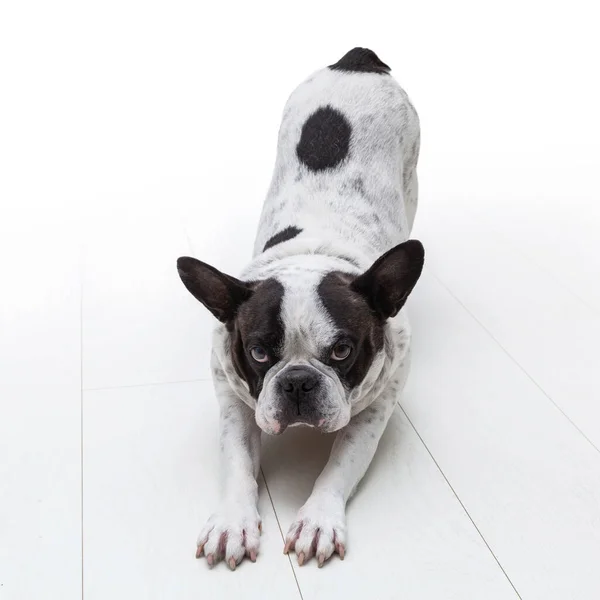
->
[177,47,424,570]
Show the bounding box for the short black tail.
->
[329,47,390,74]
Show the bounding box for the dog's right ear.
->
[351,240,424,320]
[177,257,253,323]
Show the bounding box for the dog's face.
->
[178,240,424,435]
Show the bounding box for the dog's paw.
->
[284,493,346,567]
[196,503,262,570]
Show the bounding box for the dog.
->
[177,47,423,570]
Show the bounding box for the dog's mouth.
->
[256,402,347,436]
[284,414,330,432]
[256,413,322,436]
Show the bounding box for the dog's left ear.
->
[351,240,424,320]
[177,256,253,323]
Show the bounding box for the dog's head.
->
[177,240,424,435]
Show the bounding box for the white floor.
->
[2,181,600,599]
[2,2,600,598]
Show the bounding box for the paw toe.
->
[315,531,336,564]
[294,526,319,561]
[197,510,262,569]
[284,502,347,566]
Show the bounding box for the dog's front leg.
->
[284,365,406,567]
[196,356,262,570]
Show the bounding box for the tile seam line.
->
[261,468,305,600]
[397,401,523,599]
[425,266,600,456]
[83,377,212,393]
[80,256,85,600]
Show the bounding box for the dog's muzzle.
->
[279,366,321,411]
[255,362,350,436]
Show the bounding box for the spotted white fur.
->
[195,50,420,569]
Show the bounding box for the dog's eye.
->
[250,346,269,363]
[331,343,352,361]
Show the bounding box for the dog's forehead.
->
[236,267,335,354]
[239,261,375,360]
[276,267,376,358]
[278,268,338,355]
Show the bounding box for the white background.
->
[1,1,600,599]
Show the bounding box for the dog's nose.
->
[281,367,319,399]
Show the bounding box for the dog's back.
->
[253,48,420,264]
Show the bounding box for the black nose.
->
[281,367,319,400]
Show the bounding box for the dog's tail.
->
[328,47,391,75]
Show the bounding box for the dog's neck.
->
[241,236,371,282]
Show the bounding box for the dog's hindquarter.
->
[254,52,420,262]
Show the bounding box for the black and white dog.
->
[178,48,423,569]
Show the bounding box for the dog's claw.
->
[284,499,346,567]
[197,507,261,569]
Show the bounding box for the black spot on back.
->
[318,272,384,389]
[263,226,303,252]
[296,106,351,172]
[329,47,390,74]
[231,279,284,398]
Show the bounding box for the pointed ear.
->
[177,256,253,323]
[351,240,424,320]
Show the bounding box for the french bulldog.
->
[177,47,423,569]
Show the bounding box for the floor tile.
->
[0,226,81,600]
[83,381,300,600]
[82,186,213,389]
[414,204,600,450]
[404,270,600,599]
[261,409,518,600]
